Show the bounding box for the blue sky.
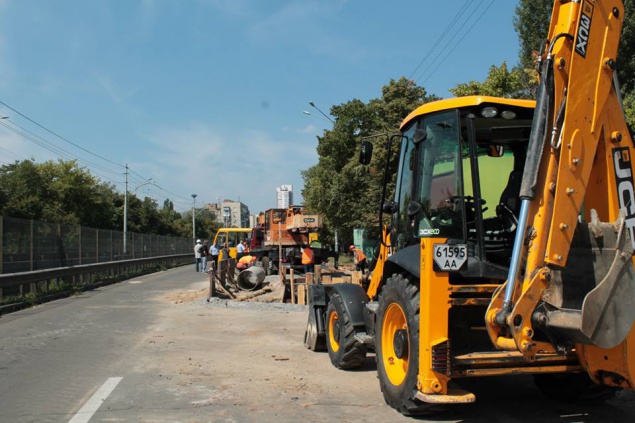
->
[0,0,521,215]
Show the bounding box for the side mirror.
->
[413,128,427,144]
[382,201,398,214]
[487,144,504,157]
[359,141,373,165]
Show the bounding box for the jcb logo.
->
[613,147,635,249]
[575,1,594,57]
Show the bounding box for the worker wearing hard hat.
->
[350,245,367,274]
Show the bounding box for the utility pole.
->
[306,101,339,252]
[191,194,197,242]
[123,163,129,254]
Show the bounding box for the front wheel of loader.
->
[326,293,367,369]
[376,273,430,415]
[533,372,617,404]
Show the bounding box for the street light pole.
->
[308,101,334,124]
[306,101,338,252]
[133,178,154,196]
[302,110,332,123]
[191,194,198,242]
[123,164,129,254]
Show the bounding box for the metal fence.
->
[1,216,192,274]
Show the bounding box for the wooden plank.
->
[290,268,296,304]
[209,271,215,298]
[351,271,363,286]
[314,265,322,284]
[322,274,332,284]
[297,284,306,305]
[306,272,314,285]
[332,276,353,284]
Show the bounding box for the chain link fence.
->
[1,216,192,274]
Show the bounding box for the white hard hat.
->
[196,239,201,243]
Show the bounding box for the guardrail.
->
[0,253,192,314]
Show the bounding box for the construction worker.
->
[350,245,367,274]
[302,244,314,274]
[236,254,257,270]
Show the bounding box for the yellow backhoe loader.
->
[305,0,635,415]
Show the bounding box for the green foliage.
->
[513,0,551,71]
[449,62,533,99]
[512,0,635,99]
[624,91,635,129]
[621,0,635,94]
[302,77,436,247]
[0,159,192,237]
[0,159,114,226]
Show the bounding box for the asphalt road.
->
[1,266,634,423]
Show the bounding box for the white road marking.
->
[68,377,123,423]
[128,280,143,284]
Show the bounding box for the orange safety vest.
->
[353,248,366,261]
[302,248,314,264]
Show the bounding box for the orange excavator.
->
[305,0,635,414]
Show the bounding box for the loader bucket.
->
[546,212,635,349]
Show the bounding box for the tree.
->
[302,77,437,247]
[512,0,635,125]
[0,159,195,239]
[0,159,116,226]
[513,0,551,72]
[449,62,533,99]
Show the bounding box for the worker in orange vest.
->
[302,244,314,274]
[236,254,257,270]
[350,245,367,273]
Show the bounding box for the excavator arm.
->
[485,0,635,387]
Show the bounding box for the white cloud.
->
[298,124,317,134]
[142,121,317,213]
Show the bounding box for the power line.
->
[0,119,121,179]
[419,0,495,86]
[0,100,123,168]
[0,99,186,202]
[407,0,472,80]
[410,0,495,86]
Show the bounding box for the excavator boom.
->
[486,0,635,388]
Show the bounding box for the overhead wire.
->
[0,100,186,203]
[0,120,122,185]
[407,0,472,80]
[0,119,121,179]
[0,99,123,168]
[409,0,495,86]
[419,0,496,87]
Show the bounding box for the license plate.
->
[433,244,467,271]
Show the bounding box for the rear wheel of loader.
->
[376,273,430,415]
[326,293,367,369]
[533,372,617,404]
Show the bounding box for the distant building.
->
[207,199,250,228]
[248,215,258,228]
[276,184,293,208]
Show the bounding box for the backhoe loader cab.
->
[388,97,534,269]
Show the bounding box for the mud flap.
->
[304,305,326,351]
[304,284,327,351]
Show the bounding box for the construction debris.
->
[208,259,359,305]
